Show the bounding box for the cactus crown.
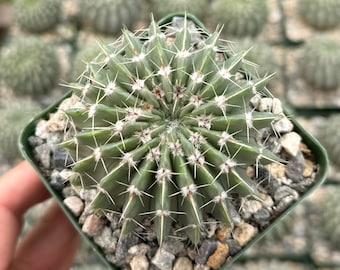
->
[62,17,282,245]
[14,0,61,33]
[299,37,340,89]
[298,0,340,30]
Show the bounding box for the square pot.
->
[19,13,328,269]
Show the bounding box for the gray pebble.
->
[276,195,297,212]
[130,255,149,270]
[253,208,271,227]
[115,234,140,262]
[273,117,294,134]
[34,143,51,168]
[173,257,193,270]
[225,239,241,256]
[82,214,105,237]
[274,186,299,203]
[128,243,151,256]
[53,147,73,169]
[63,196,84,217]
[194,264,210,270]
[94,226,117,254]
[285,151,305,182]
[50,170,65,191]
[280,132,302,156]
[151,247,175,270]
[195,240,218,265]
[162,237,185,255]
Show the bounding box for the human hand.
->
[0,161,80,270]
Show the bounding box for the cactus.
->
[79,0,144,35]
[60,17,283,245]
[0,100,40,161]
[318,186,340,249]
[149,0,208,20]
[211,0,268,37]
[317,114,340,167]
[0,37,60,96]
[299,37,340,89]
[298,0,340,30]
[13,0,61,33]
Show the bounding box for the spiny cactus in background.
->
[13,0,61,33]
[234,39,279,78]
[317,114,340,167]
[79,0,144,35]
[299,38,340,90]
[149,0,208,20]
[211,0,268,37]
[72,43,103,81]
[61,17,283,245]
[0,37,60,96]
[0,100,40,161]
[318,186,340,249]
[298,0,340,30]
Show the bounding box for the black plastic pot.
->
[19,13,328,269]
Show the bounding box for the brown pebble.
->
[303,159,314,177]
[215,224,231,242]
[266,163,285,178]
[63,196,84,217]
[82,214,105,237]
[207,242,229,269]
[232,223,257,246]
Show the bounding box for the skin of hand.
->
[0,161,80,270]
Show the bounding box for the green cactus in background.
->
[79,0,144,35]
[318,186,340,249]
[317,114,340,167]
[13,0,61,33]
[0,100,40,161]
[0,37,60,96]
[299,37,340,89]
[211,0,268,37]
[61,17,283,245]
[298,0,340,30]
[149,0,208,20]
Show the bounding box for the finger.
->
[0,161,50,217]
[12,202,80,270]
[0,161,51,270]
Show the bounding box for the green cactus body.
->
[14,0,61,33]
[150,0,208,20]
[0,100,40,161]
[298,0,340,30]
[79,0,143,35]
[211,0,268,37]
[319,186,340,249]
[299,38,340,90]
[0,37,60,96]
[317,114,340,167]
[62,17,283,245]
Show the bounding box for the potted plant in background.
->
[19,14,328,270]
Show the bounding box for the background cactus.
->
[317,114,340,168]
[210,0,268,37]
[59,17,284,246]
[0,37,60,96]
[299,37,340,90]
[298,0,340,30]
[0,99,40,161]
[149,0,208,20]
[13,0,61,33]
[79,0,144,36]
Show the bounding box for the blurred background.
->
[1,0,340,269]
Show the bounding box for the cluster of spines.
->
[298,0,340,30]
[13,0,61,33]
[0,37,60,96]
[79,0,144,35]
[210,0,268,37]
[62,18,282,245]
[299,37,340,89]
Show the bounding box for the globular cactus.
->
[299,37,340,90]
[0,100,40,161]
[61,17,283,245]
[0,37,60,96]
[149,0,208,20]
[298,0,340,30]
[317,114,340,167]
[79,0,144,35]
[318,186,340,249]
[211,0,268,37]
[13,0,61,33]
